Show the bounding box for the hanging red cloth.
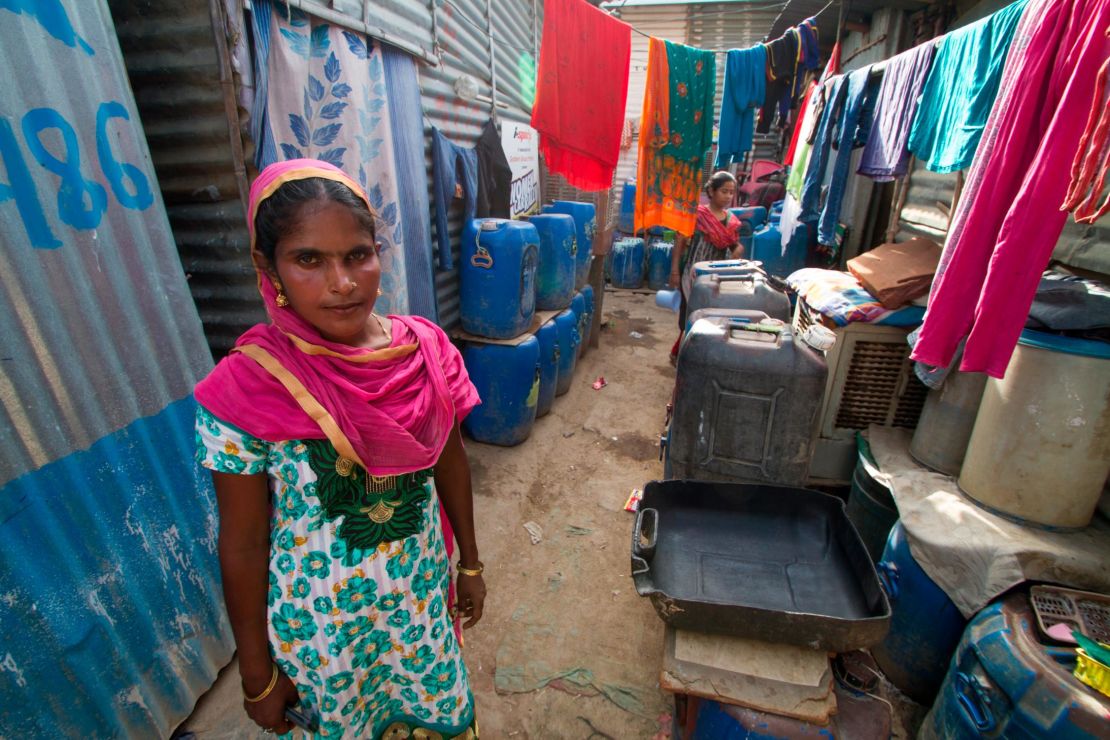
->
[532,0,631,191]
[784,82,815,166]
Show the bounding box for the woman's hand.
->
[668,270,681,289]
[455,572,487,629]
[242,667,299,734]
[730,245,745,260]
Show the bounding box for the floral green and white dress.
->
[196,406,474,739]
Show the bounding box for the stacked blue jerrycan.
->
[570,291,593,362]
[647,241,674,290]
[554,308,580,396]
[921,591,1110,739]
[686,260,791,322]
[750,215,813,279]
[578,285,594,359]
[526,212,576,310]
[729,206,768,255]
[542,201,595,290]
[461,337,541,446]
[618,180,636,233]
[609,237,646,288]
[729,205,768,230]
[534,319,559,418]
[460,219,539,338]
[871,522,967,705]
[664,308,828,486]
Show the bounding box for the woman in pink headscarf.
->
[194,160,484,738]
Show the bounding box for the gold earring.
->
[377,288,383,297]
[275,285,289,307]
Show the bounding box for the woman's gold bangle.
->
[456,561,484,577]
[243,663,278,703]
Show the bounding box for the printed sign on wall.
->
[501,122,539,219]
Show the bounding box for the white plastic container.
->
[910,370,988,476]
[959,330,1110,529]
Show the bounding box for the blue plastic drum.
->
[461,338,540,446]
[554,308,580,396]
[647,241,674,291]
[526,213,576,310]
[750,220,808,279]
[610,237,645,289]
[460,219,539,339]
[579,284,594,359]
[534,320,558,418]
[872,522,967,705]
[543,201,595,290]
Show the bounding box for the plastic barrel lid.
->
[1018,329,1110,359]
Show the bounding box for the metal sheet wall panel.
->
[0,1,233,736]
[109,0,263,359]
[289,0,436,62]
[420,0,538,329]
[686,2,783,118]
[897,166,957,243]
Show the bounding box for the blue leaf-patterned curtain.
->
[250,0,410,315]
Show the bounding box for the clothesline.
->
[767,0,836,42]
[615,0,833,54]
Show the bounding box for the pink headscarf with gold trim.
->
[194,159,479,475]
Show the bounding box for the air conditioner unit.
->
[794,299,929,483]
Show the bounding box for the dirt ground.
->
[178,291,925,739]
[182,291,677,739]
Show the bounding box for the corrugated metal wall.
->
[420,0,540,328]
[109,0,262,359]
[685,1,784,117]
[0,1,233,735]
[289,0,437,63]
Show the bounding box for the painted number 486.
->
[1,100,154,249]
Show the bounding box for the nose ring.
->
[350,282,358,289]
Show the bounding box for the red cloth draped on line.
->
[531,0,631,191]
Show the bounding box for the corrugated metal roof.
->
[0,0,232,735]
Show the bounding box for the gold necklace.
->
[370,313,390,343]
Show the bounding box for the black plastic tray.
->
[631,480,891,652]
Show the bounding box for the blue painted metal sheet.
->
[0,1,233,736]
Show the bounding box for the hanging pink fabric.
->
[911,0,1110,378]
[1062,40,1110,223]
[194,159,480,475]
[531,0,631,191]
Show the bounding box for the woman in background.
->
[668,171,744,362]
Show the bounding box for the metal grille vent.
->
[835,340,926,430]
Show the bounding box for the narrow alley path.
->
[183,291,678,739]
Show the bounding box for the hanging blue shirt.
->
[907,0,1028,174]
[715,45,766,168]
